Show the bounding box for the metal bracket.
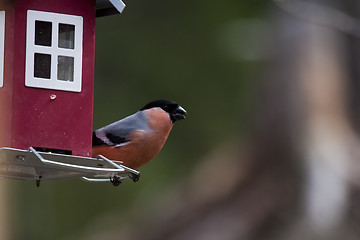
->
[0,147,140,187]
[80,155,140,186]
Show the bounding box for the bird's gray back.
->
[95,111,150,145]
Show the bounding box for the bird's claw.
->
[129,173,140,182]
[110,175,122,186]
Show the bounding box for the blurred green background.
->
[7,0,360,239]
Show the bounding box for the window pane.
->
[58,24,75,49]
[57,56,74,81]
[34,53,51,79]
[35,21,52,46]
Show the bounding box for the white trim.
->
[109,0,126,13]
[25,10,83,92]
[0,11,5,88]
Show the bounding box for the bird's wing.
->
[92,111,150,146]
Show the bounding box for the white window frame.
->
[0,11,5,88]
[25,10,83,92]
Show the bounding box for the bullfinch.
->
[92,100,187,171]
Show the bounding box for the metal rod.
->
[81,176,130,182]
[28,147,125,174]
[96,155,140,175]
[81,177,111,182]
[96,155,123,169]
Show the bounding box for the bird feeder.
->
[0,0,139,186]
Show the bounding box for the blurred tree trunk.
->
[268,0,360,239]
[0,181,11,240]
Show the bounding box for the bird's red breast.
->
[92,107,174,169]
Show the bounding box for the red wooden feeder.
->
[0,0,139,186]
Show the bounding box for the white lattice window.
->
[25,10,83,92]
[0,11,5,88]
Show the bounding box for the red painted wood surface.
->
[0,0,96,157]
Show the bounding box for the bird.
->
[92,100,187,171]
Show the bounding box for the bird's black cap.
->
[140,100,187,123]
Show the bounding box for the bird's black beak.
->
[171,106,187,122]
